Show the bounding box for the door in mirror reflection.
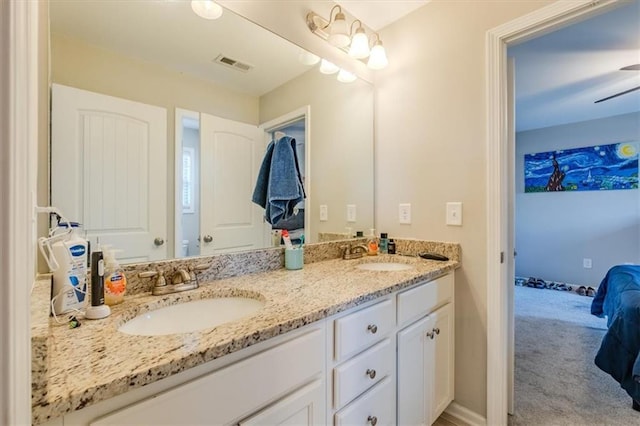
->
[51,84,167,263]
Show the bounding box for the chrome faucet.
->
[139,264,210,296]
[341,244,369,260]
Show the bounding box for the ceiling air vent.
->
[213,54,253,73]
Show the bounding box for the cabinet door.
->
[397,314,432,426]
[397,303,454,426]
[429,303,454,420]
[239,379,325,426]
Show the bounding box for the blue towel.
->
[252,136,305,225]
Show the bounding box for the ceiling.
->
[509,0,640,132]
[49,0,315,97]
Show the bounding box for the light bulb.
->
[337,69,357,83]
[191,0,223,20]
[328,12,350,48]
[349,28,370,59]
[319,59,339,74]
[367,40,389,70]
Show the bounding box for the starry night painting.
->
[524,142,639,193]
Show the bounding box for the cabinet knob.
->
[366,368,376,379]
[367,415,378,426]
[426,330,435,339]
[367,324,378,334]
[154,237,165,246]
[203,235,213,243]
[434,327,440,335]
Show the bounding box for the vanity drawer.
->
[397,273,453,327]
[334,299,394,361]
[333,338,393,409]
[334,377,394,426]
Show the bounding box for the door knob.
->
[154,238,164,246]
[203,235,213,243]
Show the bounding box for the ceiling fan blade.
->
[621,64,640,71]
[594,86,640,103]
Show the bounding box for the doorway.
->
[485,0,627,424]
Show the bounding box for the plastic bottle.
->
[50,223,89,316]
[388,239,397,255]
[103,249,127,305]
[379,232,389,254]
[367,228,378,256]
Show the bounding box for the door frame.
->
[485,0,621,424]
[260,106,311,244]
[174,108,201,258]
[1,0,40,423]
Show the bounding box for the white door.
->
[51,84,167,262]
[199,113,265,254]
[430,304,454,421]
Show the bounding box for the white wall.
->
[260,69,375,241]
[374,0,554,417]
[515,112,640,286]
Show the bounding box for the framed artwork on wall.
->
[524,142,639,193]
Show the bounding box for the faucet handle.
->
[138,270,167,288]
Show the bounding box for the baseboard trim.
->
[443,401,487,426]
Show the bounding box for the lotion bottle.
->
[104,249,127,305]
[367,228,378,256]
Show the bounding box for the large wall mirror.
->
[47,0,374,264]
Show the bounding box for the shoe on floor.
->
[577,286,587,296]
[586,286,596,297]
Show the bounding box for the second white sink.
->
[356,262,414,272]
[118,297,265,336]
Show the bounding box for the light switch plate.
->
[346,204,356,222]
[319,205,328,222]
[446,202,462,226]
[399,203,411,224]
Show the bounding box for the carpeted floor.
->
[511,285,639,425]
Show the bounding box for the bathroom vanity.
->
[32,241,459,425]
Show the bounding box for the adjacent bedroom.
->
[508,0,640,424]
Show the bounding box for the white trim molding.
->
[1,0,41,424]
[485,1,621,425]
[443,401,487,426]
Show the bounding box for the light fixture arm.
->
[350,19,364,35]
[325,5,343,29]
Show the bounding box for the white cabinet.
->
[239,379,325,426]
[86,326,326,426]
[334,377,395,426]
[397,302,454,426]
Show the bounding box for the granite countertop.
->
[32,252,459,424]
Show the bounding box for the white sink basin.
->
[356,262,414,272]
[118,297,265,336]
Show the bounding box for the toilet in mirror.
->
[47,0,374,264]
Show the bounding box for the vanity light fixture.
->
[191,0,223,20]
[319,59,340,75]
[337,69,357,83]
[326,5,350,48]
[367,34,389,70]
[348,21,370,59]
[306,6,389,70]
[298,50,321,66]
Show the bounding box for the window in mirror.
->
[182,147,196,214]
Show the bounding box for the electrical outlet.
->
[347,204,356,222]
[446,202,463,226]
[583,258,592,269]
[399,203,411,224]
[319,205,328,221]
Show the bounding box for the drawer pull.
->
[367,324,378,334]
[434,327,440,335]
[426,330,435,339]
[367,415,378,425]
[366,368,377,379]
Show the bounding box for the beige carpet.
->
[511,285,639,425]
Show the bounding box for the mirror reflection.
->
[48,0,374,264]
